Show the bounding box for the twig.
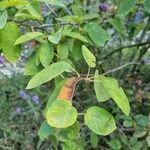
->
[117,123,135,132]
[102,62,140,75]
[131,45,150,72]
[71,68,80,77]
[62,1,73,15]
[44,2,58,17]
[11,19,77,30]
[102,41,150,60]
[86,67,90,79]
[139,17,149,42]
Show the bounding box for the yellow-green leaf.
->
[46,100,77,128]
[94,70,110,102]
[15,32,43,45]
[0,22,21,63]
[85,22,110,46]
[0,9,7,29]
[48,29,62,44]
[39,0,65,8]
[57,42,69,60]
[63,31,88,43]
[24,55,41,75]
[0,0,29,8]
[26,4,42,20]
[84,106,116,135]
[82,45,96,68]
[118,0,135,16]
[39,42,54,67]
[99,76,130,115]
[26,61,73,89]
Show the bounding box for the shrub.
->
[0,0,150,149]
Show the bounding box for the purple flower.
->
[141,58,148,64]
[15,107,22,114]
[19,90,28,100]
[0,55,5,64]
[99,3,110,11]
[32,95,40,104]
[134,11,143,22]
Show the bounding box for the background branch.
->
[102,41,150,60]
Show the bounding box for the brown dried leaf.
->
[57,77,82,100]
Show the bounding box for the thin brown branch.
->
[8,18,76,30]
[102,41,150,60]
[102,62,140,75]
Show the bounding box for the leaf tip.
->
[14,40,18,45]
[26,83,32,89]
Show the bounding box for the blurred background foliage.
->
[0,0,150,149]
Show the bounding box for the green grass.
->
[0,74,51,150]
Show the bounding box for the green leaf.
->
[0,0,29,8]
[123,116,134,128]
[56,121,80,142]
[144,0,150,14]
[0,22,21,63]
[146,136,150,147]
[46,100,78,128]
[0,9,7,29]
[78,137,86,150]
[26,61,72,89]
[90,132,98,148]
[82,45,96,68]
[48,29,62,44]
[49,135,59,149]
[99,76,130,115]
[24,54,41,75]
[118,0,135,16]
[63,25,73,33]
[84,106,116,135]
[129,137,143,149]
[15,32,43,45]
[108,139,122,150]
[71,4,84,17]
[135,115,149,127]
[35,49,41,66]
[15,12,38,20]
[85,22,110,46]
[26,3,42,20]
[57,43,69,60]
[94,70,110,102]
[39,42,54,67]
[72,40,83,61]
[82,14,99,21]
[62,141,78,150]
[133,130,147,138]
[39,0,65,8]
[108,17,126,36]
[57,16,83,24]
[54,76,63,85]
[0,34,2,49]
[38,121,54,141]
[63,31,88,43]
